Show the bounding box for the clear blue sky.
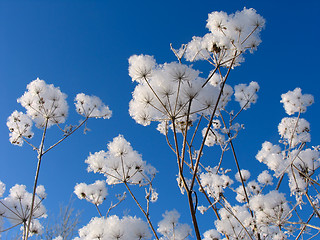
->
[1,0,319,238]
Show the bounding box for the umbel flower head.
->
[7,78,112,146]
[76,215,152,240]
[128,55,233,130]
[7,111,34,146]
[85,135,157,185]
[75,93,112,119]
[0,183,47,235]
[184,8,265,67]
[74,180,108,205]
[17,78,68,128]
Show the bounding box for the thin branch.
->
[25,118,49,240]
[124,182,159,240]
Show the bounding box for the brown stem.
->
[25,118,49,240]
[190,57,235,191]
[124,182,159,240]
[43,117,89,155]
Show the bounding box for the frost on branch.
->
[17,78,68,128]
[157,210,192,240]
[75,93,112,119]
[184,8,265,67]
[75,215,151,240]
[85,135,156,185]
[7,111,34,146]
[74,180,108,205]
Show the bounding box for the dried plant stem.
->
[229,138,262,240]
[43,117,89,155]
[25,118,49,240]
[171,118,201,240]
[190,59,234,191]
[123,182,159,240]
[295,212,315,240]
[95,204,102,217]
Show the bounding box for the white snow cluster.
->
[202,127,225,147]
[75,93,112,119]
[215,190,290,240]
[0,183,47,236]
[129,56,233,130]
[234,81,259,110]
[184,8,265,67]
[278,117,310,147]
[280,88,314,115]
[202,229,221,240]
[215,205,252,239]
[85,135,157,185]
[74,180,108,205]
[200,168,233,201]
[157,210,192,240]
[17,78,68,128]
[75,215,151,240]
[249,191,290,238]
[7,110,34,146]
[256,89,319,201]
[7,78,112,146]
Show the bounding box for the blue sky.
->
[1,0,320,238]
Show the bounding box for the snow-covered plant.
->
[75,215,152,240]
[0,183,47,239]
[125,7,320,240]
[5,7,320,240]
[75,135,159,238]
[6,78,112,239]
[157,210,192,240]
[255,88,320,229]
[184,8,265,66]
[74,180,108,206]
[127,7,265,240]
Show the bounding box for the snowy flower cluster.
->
[17,78,68,128]
[75,215,152,240]
[75,93,112,119]
[215,190,290,239]
[256,89,319,201]
[128,55,233,129]
[280,88,314,115]
[234,81,259,110]
[203,128,225,147]
[278,117,310,147]
[203,120,244,148]
[249,191,290,237]
[7,78,112,147]
[7,111,34,146]
[215,205,252,239]
[200,168,233,201]
[157,210,192,240]
[74,180,108,205]
[234,170,273,203]
[85,135,157,185]
[202,229,221,240]
[184,8,265,67]
[0,183,47,236]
